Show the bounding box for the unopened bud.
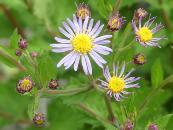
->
[148,124,158,130]
[76,3,91,20]
[15,49,22,56]
[16,76,34,94]
[133,8,148,21]
[133,53,146,65]
[107,12,125,32]
[48,79,59,89]
[121,120,134,130]
[33,113,45,126]
[18,38,27,49]
[31,51,38,58]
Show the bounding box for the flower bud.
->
[31,51,38,58]
[18,38,27,50]
[133,8,148,21]
[76,3,91,20]
[15,49,22,56]
[16,76,34,94]
[121,120,134,130]
[48,79,59,89]
[33,113,45,126]
[148,124,158,130]
[107,12,125,32]
[133,53,146,65]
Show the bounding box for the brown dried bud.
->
[18,38,27,50]
[48,79,59,89]
[148,124,158,130]
[107,12,125,32]
[15,49,22,56]
[33,113,45,126]
[133,8,148,21]
[31,51,38,58]
[16,76,34,94]
[76,3,91,20]
[121,120,134,130]
[133,53,146,65]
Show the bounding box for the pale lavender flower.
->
[50,14,112,75]
[132,15,165,48]
[98,63,140,101]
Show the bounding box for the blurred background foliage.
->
[0,0,173,130]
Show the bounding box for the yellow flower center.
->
[137,55,145,63]
[111,18,121,28]
[78,9,88,19]
[137,27,153,42]
[108,76,125,93]
[21,79,30,86]
[72,33,93,54]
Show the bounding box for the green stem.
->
[113,0,122,14]
[42,86,93,96]
[137,74,173,116]
[0,48,26,71]
[78,103,113,125]
[104,95,116,124]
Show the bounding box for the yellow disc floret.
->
[137,27,153,42]
[108,76,125,93]
[111,18,121,28]
[22,79,30,86]
[72,33,93,54]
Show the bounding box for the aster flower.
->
[132,15,165,48]
[98,63,140,101]
[50,15,112,75]
[107,12,126,32]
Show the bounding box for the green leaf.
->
[9,29,20,50]
[155,114,173,129]
[151,58,164,88]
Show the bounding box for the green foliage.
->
[0,0,173,130]
[151,58,164,88]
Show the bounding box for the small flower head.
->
[31,51,38,58]
[121,119,134,130]
[134,8,148,20]
[76,3,91,20]
[18,38,27,49]
[33,113,45,126]
[98,63,140,101]
[148,124,158,130]
[107,12,126,32]
[15,49,22,56]
[48,79,59,89]
[132,15,165,48]
[50,14,112,75]
[133,53,146,65]
[16,76,34,94]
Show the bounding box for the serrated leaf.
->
[151,58,164,88]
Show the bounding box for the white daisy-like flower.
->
[132,15,165,48]
[98,63,140,101]
[50,14,112,75]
